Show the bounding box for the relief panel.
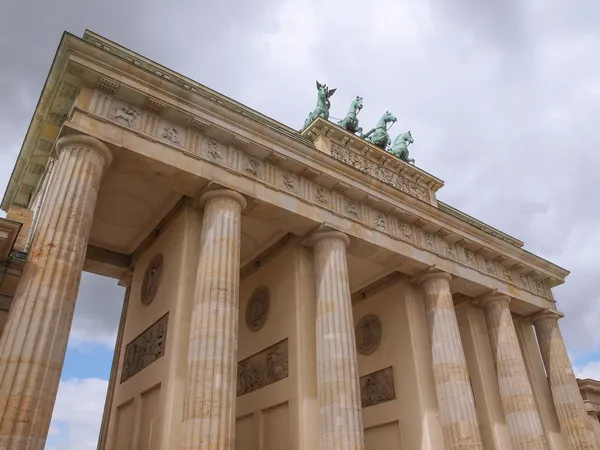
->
[360,366,396,408]
[237,339,288,396]
[121,313,169,383]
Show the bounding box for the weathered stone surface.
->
[0,134,112,449]
[419,271,484,450]
[120,313,169,383]
[480,294,547,449]
[309,231,365,450]
[533,311,600,450]
[360,366,396,408]
[180,189,246,450]
[237,339,288,396]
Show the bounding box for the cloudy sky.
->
[1,0,600,448]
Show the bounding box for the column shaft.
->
[180,190,246,450]
[533,311,600,450]
[419,272,483,450]
[0,135,112,449]
[480,294,547,449]
[310,231,364,450]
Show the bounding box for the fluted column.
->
[479,294,547,449]
[533,310,600,450]
[0,134,112,449]
[418,271,483,450]
[308,231,364,450]
[181,189,246,450]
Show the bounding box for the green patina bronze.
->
[388,131,415,164]
[362,111,397,149]
[302,81,337,130]
[338,96,363,135]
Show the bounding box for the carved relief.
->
[121,313,168,383]
[535,280,545,295]
[245,286,270,331]
[465,249,476,267]
[425,232,435,249]
[237,339,288,396]
[245,158,260,177]
[360,367,396,408]
[345,199,359,217]
[110,107,140,128]
[162,127,181,145]
[447,243,456,259]
[283,174,295,191]
[375,214,386,230]
[206,140,223,160]
[399,222,412,240]
[316,187,329,205]
[331,145,430,202]
[502,266,514,282]
[356,315,382,355]
[141,254,163,306]
[484,258,496,275]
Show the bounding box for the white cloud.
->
[576,361,600,381]
[46,378,109,450]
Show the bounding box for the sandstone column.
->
[308,231,364,450]
[0,134,112,449]
[479,293,547,449]
[533,310,600,450]
[180,189,246,450]
[418,271,483,450]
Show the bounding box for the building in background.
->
[0,30,599,450]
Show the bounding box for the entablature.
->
[6,29,569,312]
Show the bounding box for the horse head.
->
[353,96,363,111]
[383,111,397,124]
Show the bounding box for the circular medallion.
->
[355,314,382,355]
[141,254,163,305]
[246,286,270,331]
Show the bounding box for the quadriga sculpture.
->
[388,131,415,164]
[362,111,397,149]
[338,96,363,135]
[302,81,336,131]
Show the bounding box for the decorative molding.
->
[66,61,84,76]
[188,117,211,132]
[35,138,54,154]
[266,153,287,166]
[26,163,45,175]
[120,313,168,383]
[230,135,251,149]
[302,167,320,179]
[331,144,430,203]
[85,105,554,301]
[97,77,119,94]
[146,97,166,115]
[237,339,288,396]
[360,367,396,408]
[58,82,78,100]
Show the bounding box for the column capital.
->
[531,308,564,324]
[417,269,452,285]
[56,134,113,168]
[197,188,247,211]
[307,230,350,248]
[477,292,511,307]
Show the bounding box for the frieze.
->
[121,313,168,383]
[237,339,288,396]
[89,103,552,301]
[331,145,430,203]
[360,366,396,408]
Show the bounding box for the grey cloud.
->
[1,0,600,361]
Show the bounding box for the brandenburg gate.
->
[0,30,598,450]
